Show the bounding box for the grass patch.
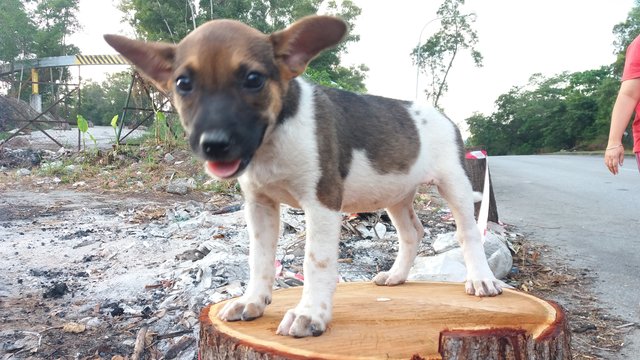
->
[0,131,12,141]
[22,124,240,195]
[36,159,87,184]
[199,179,241,195]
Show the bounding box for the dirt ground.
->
[0,143,637,359]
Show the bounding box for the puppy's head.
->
[104,16,346,179]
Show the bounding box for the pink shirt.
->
[621,35,640,153]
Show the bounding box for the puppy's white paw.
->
[276,307,330,338]
[372,271,406,286]
[465,278,504,297]
[218,294,272,321]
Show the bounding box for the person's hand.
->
[604,144,625,175]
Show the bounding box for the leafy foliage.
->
[411,0,482,107]
[76,114,97,150]
[612,0,640,74]
[0,0,81,61]
[31,0,81,57]
[304,64,368,93]
[0,0,80,107]
[117,0,367,92]
[0,0,36,63]
[110,115,119,129]
[77,114,89,133]
[467,68,632,154]
[79,72,132,126]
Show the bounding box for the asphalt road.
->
[489,154,640,357]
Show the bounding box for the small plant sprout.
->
[77,115,97,150]
[111,115,120,147]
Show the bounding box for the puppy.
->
[104,15,502,338]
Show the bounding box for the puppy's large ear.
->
[104,34,175,93]
[270,16,347,80]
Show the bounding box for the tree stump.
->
[199,282,570,359]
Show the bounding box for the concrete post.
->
[30,68,42,112]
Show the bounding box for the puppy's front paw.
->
[218,294,272,321]
[276,307,329,338]
[372,270,406,286]
[465,278,504,297]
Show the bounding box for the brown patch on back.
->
[318,88,420,175]
[313,87,420,210]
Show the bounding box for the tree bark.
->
[199,282,570,359]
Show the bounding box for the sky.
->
[70,0,636,128]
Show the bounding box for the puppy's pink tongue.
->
[206,159,241,178]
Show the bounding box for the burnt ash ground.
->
[0,147,636,359]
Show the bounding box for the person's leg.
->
[636,152,640,174]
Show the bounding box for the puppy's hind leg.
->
[436,165,503,297]
[373,191,424,286]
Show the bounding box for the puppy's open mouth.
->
[205,159,243,179]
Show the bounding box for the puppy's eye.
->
[176,75,193,95]
[243,72,265,91]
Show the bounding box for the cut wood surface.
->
[200,282,570,360]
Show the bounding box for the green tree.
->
[467,112,511,155]
[589,73,624,143]
[118,0,367,92]
[0,0,82,109]
[31,0,81,58]
[0,0,81,62]
[467,69,619,154]
[118,0,195,43]
[612,0,640,75]
[79,72,133,126]
[0,0,36,63]
[411,0,482,108]
[26,0,81,114]
[467,2,640,154]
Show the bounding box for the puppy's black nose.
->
[199,131,232,158]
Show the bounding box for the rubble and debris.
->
[62,322,86,334]
[166,178,197,195]
[42,282,70,299]
[0,330,42,355]
[15,168,31,176]
[408,231,513,282]
[2,185,483,358]
[0,148,44,168]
